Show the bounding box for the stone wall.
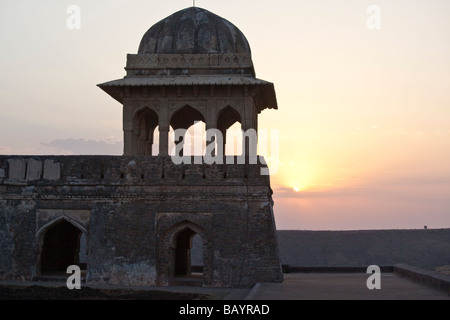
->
[0,156,283,288]
[276,229,450,270]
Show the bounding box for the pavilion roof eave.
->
[97,75,278,111]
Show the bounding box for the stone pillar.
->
[131,132,139,156]
[159,99,170,157]
[123,130,133,156]
[159,126,169,156]
[179,133,186,157]
[123,103,134,156]
[138,134,147,156]
[243,97,257,161]
[221,129,227,157]
[146,132,154,156]
[206,119,217,157]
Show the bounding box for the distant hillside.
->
[277,229,450,270]
[192,229,450,271]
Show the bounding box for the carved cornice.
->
[126,53,253,71]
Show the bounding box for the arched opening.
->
[79,233,88,270]
[217,106,242,156]
[134,108,159,156]
[191,234,204,274]
[170,105,206,156]
[39,220,86,275]
[158,221,211,287]
[172,227,203,279]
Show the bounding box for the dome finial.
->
[193,0,195,7]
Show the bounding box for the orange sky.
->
[0,0,449,230]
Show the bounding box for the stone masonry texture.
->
[0,155,283,288]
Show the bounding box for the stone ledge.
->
[281,265,394,274]
[394,263,450,295]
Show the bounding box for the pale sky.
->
[0,0,449,230]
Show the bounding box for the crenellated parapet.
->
[0,156,271,187]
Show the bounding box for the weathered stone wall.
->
[0,156,283,288]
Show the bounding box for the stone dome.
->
[138,7,251,55]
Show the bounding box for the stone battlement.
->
[0,156,271,186]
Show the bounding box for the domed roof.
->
[138,7,251,55]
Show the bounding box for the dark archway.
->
[191,234,204,273]
[134,108,159,156]
[173,227,204,277]
[170,105,205,131]
[174,228,195,276]
[40,220,83,274]
[158,220,212,287]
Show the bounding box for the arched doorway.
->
[39,219,85,274]
[173,227,203,278]
[190,234,204,274]
[158,220,212,287]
